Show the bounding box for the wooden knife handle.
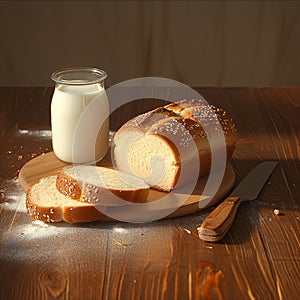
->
[198,196,241,242]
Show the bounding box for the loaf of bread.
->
[56,165,150,203]
[113,99,237,191]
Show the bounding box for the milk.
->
[51,83,109,163]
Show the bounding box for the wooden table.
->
[0,87,299,300]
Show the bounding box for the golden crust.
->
[26,186,63,222]
[25,176,115,223]
[114,107,179,141]
[114,99,238,191]
[56,167,150,204]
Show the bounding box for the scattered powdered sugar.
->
[6,220,68,240]
[0,179,74,260]
[31,220,50,228]
[1,179,64,241]
[1,217,80,262]
[1,222,67,262]
[17,129,52,139]
[3,195,26,213]
[259,215,273,222]
[9,221,50,237]
[1,178,26,213]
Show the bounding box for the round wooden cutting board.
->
[19,151,235,220]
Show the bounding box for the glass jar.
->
[51,67,109,163]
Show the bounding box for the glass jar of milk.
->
[51,67,109,164]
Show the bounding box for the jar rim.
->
[51,67,107,85]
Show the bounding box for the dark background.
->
[0,0,299,87]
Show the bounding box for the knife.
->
[197,161,278,242]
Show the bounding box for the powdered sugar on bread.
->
[56,165,150,204]
[114,99,237,191]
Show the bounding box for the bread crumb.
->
[112,238,129,247]
[183,228,191,234]
[273,209,280,216]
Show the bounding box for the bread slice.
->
[56,165,150,203]
[113,99,237,191]
[26,176,111,223]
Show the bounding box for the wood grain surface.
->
[0,87,299,300]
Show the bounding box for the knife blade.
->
[197,161,278,242]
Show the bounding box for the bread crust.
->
[26,186,63,222]
[26,188,113,223]
[114,99,237,191]
[56,166,150,204]
[26,176,114,223]
[114,107,179,142]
